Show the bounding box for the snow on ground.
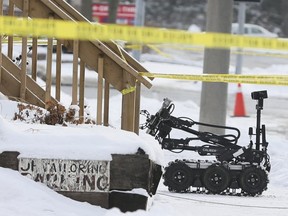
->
[0,45,288,215]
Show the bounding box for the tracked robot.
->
[140,91,270,196]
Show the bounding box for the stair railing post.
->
[31,38,38,81]
[45,15,54,109]
[7,0,14,59]
[97,57,104,125]
[55,39,62,101]
[20,0,29,100]
[79,59,85,123]
[103,76,110,127]
[72,40,79,105]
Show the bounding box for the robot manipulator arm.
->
[155,118,201,151]
[160,136,226,156]
[141,98,237,150]
[141,99,194,138]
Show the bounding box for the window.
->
[251,27,262,34]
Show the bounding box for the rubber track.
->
[163,159,269,196]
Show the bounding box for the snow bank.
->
[0,100,164,165]
[0,167,107,216]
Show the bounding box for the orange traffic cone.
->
[233,83,247,117]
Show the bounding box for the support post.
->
[55,40,62,101]
[97,57,104,125]
[7,0,14,59]
[235,2,246,75]
[45,37,53,108]
[103,79,110,127]
[133,81,141,134]
[79,59,85,123]
[108,0,119,23]
[72,40,79,105]
[31,38,38,81]
[121,92,135,132]
[81,0,92,21]
[132,0,145,61]
[199,0,233,134]
[121,73,135,132]
[20,0,29,100]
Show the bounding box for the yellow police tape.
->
[121,86,136,95]
[1,16,288,87]
[1,16,288,50]
[139,73,288,86]
[143,44,288,59]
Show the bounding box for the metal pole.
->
[199,0,233,135]
[108,0,119,23]
[235,2,246,74]
[132,0,145,61]
[81,0,93,21]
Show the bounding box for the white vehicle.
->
[232,23,278,38]
[187,24,202,33]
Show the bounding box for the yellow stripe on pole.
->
[139,73,288,86]
[1,16,288,51]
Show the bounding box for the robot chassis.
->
[140,91,270,196]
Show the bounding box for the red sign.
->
[92,3,135,25]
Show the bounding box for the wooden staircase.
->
[0,0,152,133]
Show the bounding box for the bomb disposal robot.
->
[140,91,270,196]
